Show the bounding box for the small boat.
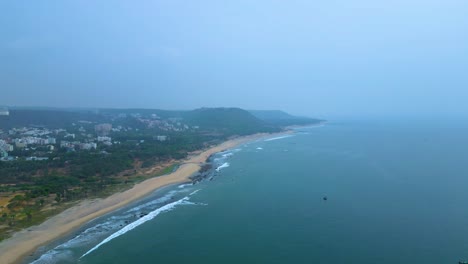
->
[323,196,328,201]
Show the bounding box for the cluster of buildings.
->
[0,125,106,160]
[155,135,168,141]
[60,141,97,150]
[3,128,58,153]
[0,140,14,157]
[136,117,196,132]
[97,136,112,146]
[12,137,56,147]
[0,123,120,160]
[95,123,112,136]
[25,156,49,161]
[8,127,65,137]
[0,111,185,161]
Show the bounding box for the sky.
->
[1,0,468,119]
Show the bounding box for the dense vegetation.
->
[183,108,281,136]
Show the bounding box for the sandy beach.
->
[0,132,279,264]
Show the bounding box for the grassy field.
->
[0,162,182,242]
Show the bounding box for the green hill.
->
[182,107,279,136]
[100,107,282,135]
[249,110,297,120]
[249,110,324,126]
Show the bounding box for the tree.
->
[55,193,61,203]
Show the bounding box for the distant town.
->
[0,107,200,162]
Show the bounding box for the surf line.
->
[80,196,191,259]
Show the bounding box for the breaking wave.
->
[81,196,192,259]
[178,183,193,189]
[31,186,199,263]
[264,135,294,142]
[216,162,230,172]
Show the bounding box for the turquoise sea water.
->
[29,121,468,263]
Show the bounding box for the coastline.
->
[0,131,291,264]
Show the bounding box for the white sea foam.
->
[81,197,192,259]
[32,188,196,263]
[178,183,192,189]
[56,218,125,251]
[190,189,201,196]
[125,190,178,213]
[220,148,241,157]
[264,135,294,142]
[31,249,73,264]
[216,162,230,172]
[256,147,263,150]
[30,218,126,263]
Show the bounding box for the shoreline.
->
[0,131,292,264]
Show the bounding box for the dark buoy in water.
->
[323,196,328,201]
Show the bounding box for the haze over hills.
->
[0,107,322,131]
[1,0,467,263]
[249,110,324,127]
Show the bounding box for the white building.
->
[15,141,27,148]
[80,143,97,150]
[0,140,13,152]
[26,156,49,161]
[95,123,112,136]
[156,135,168,141]
[64,133,75,139]
[97,136,111,142]
[60,141,73,148]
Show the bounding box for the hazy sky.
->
[1,1,468,118]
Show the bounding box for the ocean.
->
[28,121,468,263]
